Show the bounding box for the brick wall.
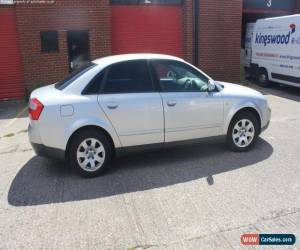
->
[198,0,242,82]
[15,0,111,91]
[15,0,242,92]
[10,0,300,97]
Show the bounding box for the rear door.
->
[98,60,164,147]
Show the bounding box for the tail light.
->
[29,98,44,120]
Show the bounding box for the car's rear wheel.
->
[257,68,271,87]
[227,111,259,152]
[69,128,113,177]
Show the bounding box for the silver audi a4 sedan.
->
[28,54,271,177]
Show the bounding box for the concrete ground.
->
[0,83,299,249]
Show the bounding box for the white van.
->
[249,14,300,88]
[244,23,255,69]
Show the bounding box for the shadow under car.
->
[8,138,273,206]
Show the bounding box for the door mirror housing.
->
[207,79,216,92]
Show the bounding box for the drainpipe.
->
[192,0,199,66]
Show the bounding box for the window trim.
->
[81,70,105,95]
[40,30,59,53]
[99,59,157,94]
[55,63,97,90]
[148,59,162,92]
[150,59,215,93]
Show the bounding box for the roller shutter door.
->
[112,5,182,57]
[0,8,24,100]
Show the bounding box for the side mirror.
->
[207,79,216,92]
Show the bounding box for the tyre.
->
[257,68,271,87]
[226,111,259,152]
[68,128,113,177]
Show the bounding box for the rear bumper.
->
[29,123,65,160]
[30,142,65,160]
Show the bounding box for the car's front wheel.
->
[227,111,259,152]
[69,128,113,177]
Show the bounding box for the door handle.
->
[107,103,118,109]
[167,100,177,107]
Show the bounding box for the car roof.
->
[92,53,184,67]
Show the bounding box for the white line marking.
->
[4,106,27,128]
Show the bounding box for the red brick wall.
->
[198,0,242,82]
[15,0,244,93]
[15,0,111,91]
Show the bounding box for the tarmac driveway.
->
[0,83,299,249]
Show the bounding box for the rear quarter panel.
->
[35,94,121,151]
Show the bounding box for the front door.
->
[67,30,90,72]
[98,60,164,147]
[151,59,223,142]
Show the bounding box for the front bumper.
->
[261,106,271,133]
[30,142,65,160]
[261,120,270,133]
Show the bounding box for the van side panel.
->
[251,15,300,87]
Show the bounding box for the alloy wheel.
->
[76,138,106,172]
[232,119,255,148]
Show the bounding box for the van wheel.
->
[226,111,259,152]
[69,129,113,177]
[257,68,271,87]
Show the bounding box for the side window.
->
[102,60,153,94]
[82,72,104,95]
[151,60,209,92]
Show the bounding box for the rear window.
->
[55,63,97,90]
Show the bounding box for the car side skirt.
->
[32,135,226,160]
[116,135,226,157]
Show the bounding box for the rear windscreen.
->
[55,63,97,90]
